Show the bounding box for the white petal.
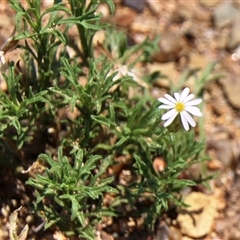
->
[182,111,196,127]
[112,72,121,81]
[119,65,128,76]
[185,106,202,116]
[158,98,175,106]
[174,92,180,101]
[159,104,174,109]
[183,93,194,103]
[185,98,202,106]
[162,108,177,120]
[164,94,177,103]
[180,112,190,131]
[127,70,137,81]
[163,111,178,127]
[180,87,190,102]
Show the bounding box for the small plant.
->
[0,0,212,239]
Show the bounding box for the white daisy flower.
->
[108,64,148,88]
[158,87,202,131]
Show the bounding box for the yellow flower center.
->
[175,102,185,112]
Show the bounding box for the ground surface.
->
[1,1,240,239]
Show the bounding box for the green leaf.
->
[59,194,82,222]
[113,136,130,148]
[91,114,116,128]
[80,20,102,30]
[79,228,95,240]
[80,155,102,176]
[41,3,71,17]
[104,0,115,14]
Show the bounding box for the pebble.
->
[146,0,162,14]
[168,226,182,240]
[155,222,169,240]
[213,2,239,29]
[207,158,223,171]
[114,7,137,27]
[208,135,235,169]
[153,157,166,173]
[227,15,240,49]
[199,0,221,8]
[92,30,106,46]
[219,74,240,109]
[213,139,235,168]
[177,192,218,238]
[152,32,187,63]
[0,77,7,91]
[122,0,145,12]
[171,4,193,22]
[26,215,34,223]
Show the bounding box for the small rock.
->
[227,15,240,49]
[92,30,105,46]
[155,222,169,240]
[168,226,182,240]
[123,0,145,12]
[146,0,162,14]
[97,3,110,18]
[219,74,240,109]
[213,2,239,29]
[177,192,218,238]
[208,135,236,170]
[171,4,193,23]
[114,7,137,27]
[131,15,159,35]
[214,173,240,238]
[42,0,54,8]
[199,0,221,8]
[207,158,223,171]
[214,139,235,168]
[0,77,7,92]
[153,157,166,173]
[152,32,187,63]
[99,230,114,240]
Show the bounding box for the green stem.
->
[77,24,91,65]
